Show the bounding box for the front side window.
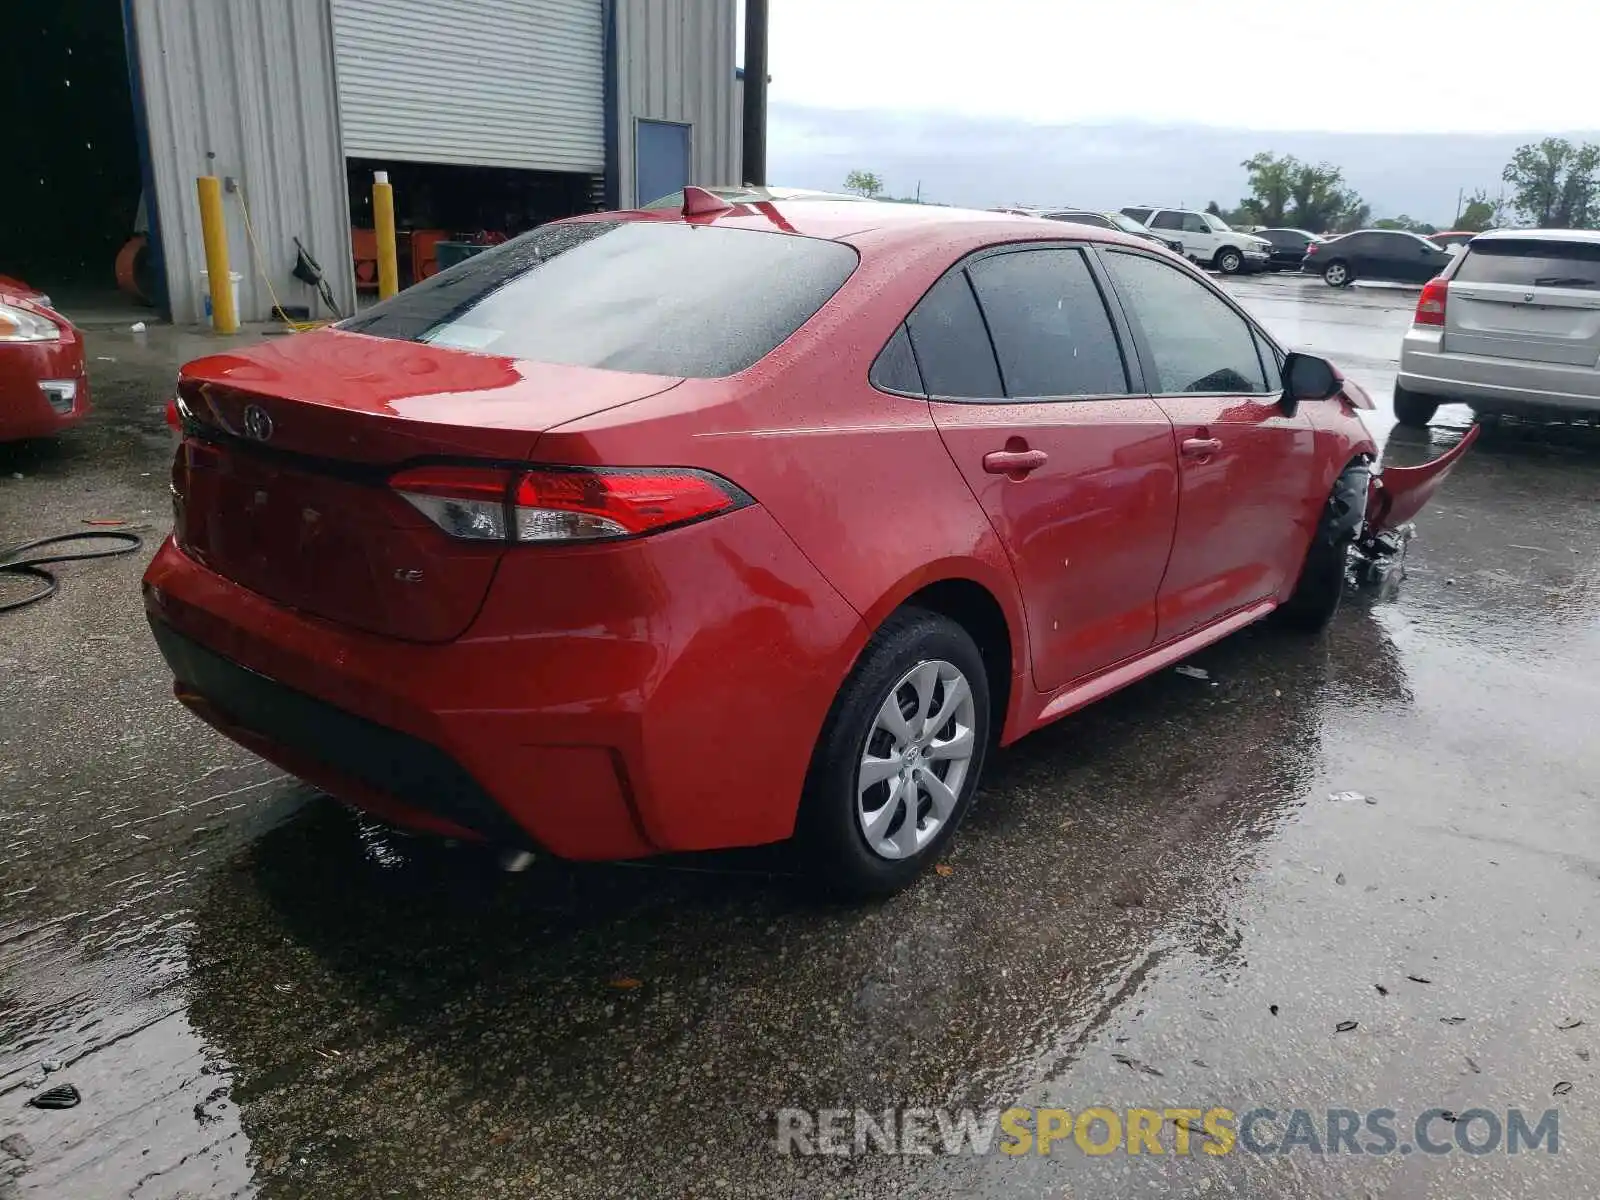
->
[1100,251,1268,395]
[1203,214,1233,234]
[1182,214,1212,235]
[340,219,859,378]
[966,249,1129,398]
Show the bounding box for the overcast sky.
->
[762,0,1592,135]
[749,0,1598,220]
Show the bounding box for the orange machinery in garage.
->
[353,228,448,292]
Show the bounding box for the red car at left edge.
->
[1,275,89,441]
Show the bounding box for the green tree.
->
[1455,189,1499,232]
[1502,138,1600,228]
[1239,153,1294,226]
[843,170,884,199]
[1238,152,1366,234]
[1374,215,1437,234]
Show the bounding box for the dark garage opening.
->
[345,158,599,294]
[3,0,157,317]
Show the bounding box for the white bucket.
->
[200,270,244,322]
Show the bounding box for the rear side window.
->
[339,219,859,378]
[906,272,1003,398]
[1455,239,1600,288]
[870,325,924,395]
[1101,251,1268,394]
[966,249,1129,397]
[1048,212,1113,229]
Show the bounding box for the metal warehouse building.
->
[11,0,741,325]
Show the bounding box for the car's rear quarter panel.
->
[531,226,1037,740]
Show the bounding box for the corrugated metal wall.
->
[130,0,354,325]
[331,0,604,172]
[614,0,739,207]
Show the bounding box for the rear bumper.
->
[142,506,865,860]
[1399,329,1600,413]
[0,339,89,440]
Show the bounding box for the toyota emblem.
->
[242,404,274,442]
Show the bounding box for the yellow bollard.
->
[373,170,399,300]
[195,174,238,334]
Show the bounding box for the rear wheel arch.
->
[898,578,1014,742]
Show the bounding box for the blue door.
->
[635,120,692,206]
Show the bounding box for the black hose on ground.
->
[0,531,143,613]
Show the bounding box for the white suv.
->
[1121,207,1272,275]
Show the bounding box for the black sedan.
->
[1303,230,1453,287]
[1255,227,1324,271]
[1039,209,1185,254]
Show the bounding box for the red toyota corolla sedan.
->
[143,194,1472,895]
[1,275,89,441]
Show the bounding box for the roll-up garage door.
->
[330,0,604,172]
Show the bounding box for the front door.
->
[1098,248,1319,642]
[905,247,1180,692]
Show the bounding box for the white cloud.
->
[765,0,1596,135]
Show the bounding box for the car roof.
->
[607,198,1158,254]
[1471,227,1600,245]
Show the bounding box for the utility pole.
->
[1454,187,1464,226]
[742,0,768,186]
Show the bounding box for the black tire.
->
[797,607,991,899]
[1215,247,1244,274]
[1393,384,1438,429]
[1322,259,1352,287]
[1280,461,1370,632]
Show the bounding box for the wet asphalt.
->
[2,276,1598,1199]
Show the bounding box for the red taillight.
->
[390,464,749,544]
[165,397,180,430]
[1414,278,1449,327]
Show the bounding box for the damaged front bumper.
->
[1352,423,1481,590]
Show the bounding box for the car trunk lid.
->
[1444,237,1600,367]
[171,329,681,642]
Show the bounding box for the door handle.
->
[983,448,1049,475]
[1181,437,1222,458]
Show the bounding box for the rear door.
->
[1444,237,1600,366]
[1179,212,1216,259]
[1097,248,1318,642]
[1340,232,1378,276]
[909,246,1180,692]
[1148,210,1191,254]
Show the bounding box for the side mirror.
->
[1281,351,1342,416]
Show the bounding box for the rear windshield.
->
[1455,239,1600,289]
[339,219,859,377]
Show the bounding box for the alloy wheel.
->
[855,659,977,860]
